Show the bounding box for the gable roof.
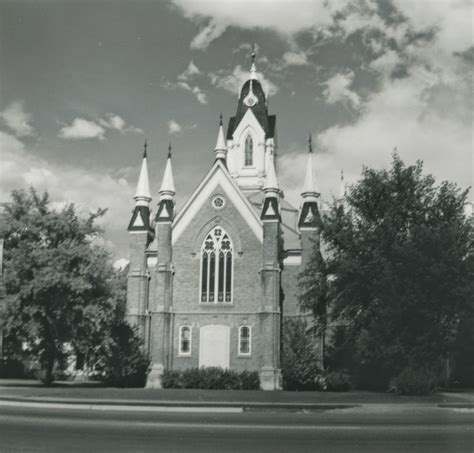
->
[172,159,263,244]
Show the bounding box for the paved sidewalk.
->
[0,379,473,411]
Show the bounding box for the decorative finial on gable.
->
[250,43,257,80]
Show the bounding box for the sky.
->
[0,0,472,264]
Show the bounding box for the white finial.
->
[159,144,175,200]
[301,133,319,200]
[250,43,257,80]
[214,114,227,160]
[134,141,151,206]
[263,150,279,196]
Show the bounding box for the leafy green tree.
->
[0,189,117,385]
[320,155,474,388]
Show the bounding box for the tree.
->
[320,155,474,388]
[0,189,117,385]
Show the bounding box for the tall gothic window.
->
[244,134,253,166]
[201,227,233,303]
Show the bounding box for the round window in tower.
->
[212,195,226,210]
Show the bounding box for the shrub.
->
[161,367,260,390]
[324,371,352,392]
[281,318,322,390]
[95,323,150,388]
[389,366,438,395]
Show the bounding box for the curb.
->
[0,396,357,413]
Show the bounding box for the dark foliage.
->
[281,318,322,390]
[319,155,474,391]
[389,366,439,395]
[161,367,260,390]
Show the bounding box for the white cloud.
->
[209,65,279,96]
[113,258,129,270]
[163,78,208,104]
[0,131,136,255]
[178,60,201,81]
[171,0,337,49]
[0,101,34,137]
[282,51,309,66]
[168,120,182,134]
[59,118,106,140]
[322,71,360,109]
[59,114,143,140]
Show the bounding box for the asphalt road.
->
[1,405,473,453]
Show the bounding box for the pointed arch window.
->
[244,134,253,167]
[200,227,233,303]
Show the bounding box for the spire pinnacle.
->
[160,145,175,200]
[214,114,227,160]
[263,151,279,196]
[301,136,319,200]
[143,139,148,158]
[134,143,151,205]
[250,43,257,80]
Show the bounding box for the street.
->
[1,405,472,452]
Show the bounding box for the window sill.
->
[177,354,192,358]
[199,302,234,306]
[237,354,252,358]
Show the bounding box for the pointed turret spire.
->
[134,140,151,206]
[263,151,279,195]
[250,43,257,80]
[159,144,175,200]
[301,133,319,201]
[214,114,227,161]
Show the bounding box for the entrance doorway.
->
[199,324,230,369]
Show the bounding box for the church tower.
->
[126,142,153,339]
[226,46,276,191]
[147,145,175,388]
[298,134,322,268]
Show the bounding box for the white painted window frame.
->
[179,326,192,356]
[238,326,252,356]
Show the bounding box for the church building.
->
[126,50,324,390]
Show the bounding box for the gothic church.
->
[126,52,324,390]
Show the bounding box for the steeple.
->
[134,140,151,206]
[261,151,280,221]
[128,141,152,232]
[156,143,175,223]
[301,133,319,201]
[214,114,227,161]
[159,143,175,200]
[298,134,321,230]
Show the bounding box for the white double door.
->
[199,324,230,369]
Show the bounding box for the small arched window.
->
[238,326,251,355]
[179,326,192,355]
[244,134,253,167]
[201,226,233,303]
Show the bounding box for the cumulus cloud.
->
[282,51,309,66]
[163,78,208,104]
[209,65,279,96]
[59,114,142,140]
[168,120,182,134]
[0,101,35,137]
[178,60,201,81]
[0,131,135,251]
[171,0,337,49]
[322,71,360,109]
